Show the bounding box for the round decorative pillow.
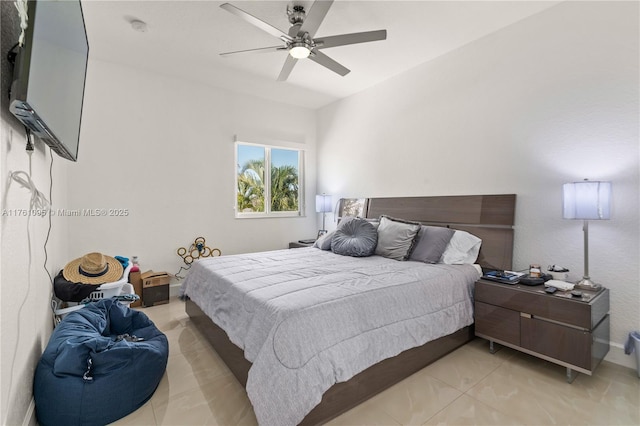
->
[331,218,378,257]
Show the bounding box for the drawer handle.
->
[520,312,532,318]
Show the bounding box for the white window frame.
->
[235,141,305,218]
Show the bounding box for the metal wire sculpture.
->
[177,237,221,265]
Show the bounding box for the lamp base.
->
[575,278,601,291]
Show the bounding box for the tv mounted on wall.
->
[9,0,89,162]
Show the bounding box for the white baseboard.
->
[605,342,638,372]
[169,282,182,298]
[22,398,35,426]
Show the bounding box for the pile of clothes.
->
[54,252,139,304]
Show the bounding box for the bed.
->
[182,194,516,425]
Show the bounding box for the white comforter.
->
[182,248,480,425]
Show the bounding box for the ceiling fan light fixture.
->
[220,1,387,80]
[289,43,311,59]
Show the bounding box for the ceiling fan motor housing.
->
[287,5,306,26]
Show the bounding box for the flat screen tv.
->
[9,0,89,161]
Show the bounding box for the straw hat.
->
[63,252,124,284]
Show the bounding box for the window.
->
[235,142,304,218]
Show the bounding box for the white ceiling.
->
[81,0,560,109]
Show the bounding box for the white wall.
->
[1,4,70,424]
[317,1,639,368]
[66,59,318,274]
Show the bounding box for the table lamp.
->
[316,194,333,236]
[562,179,611,290]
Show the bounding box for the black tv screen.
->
[9,0,89,161]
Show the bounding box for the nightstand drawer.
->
[521,315,592,369]
[475,301,520,346]
[475,280,608,329]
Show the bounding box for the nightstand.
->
[474,279,609,382]
[288,241,314,248]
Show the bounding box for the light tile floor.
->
[113,297,640,425]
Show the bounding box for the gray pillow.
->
[313,230,335,250]
[409,226,456,263]
[375,215,421,261]
[364,219,380,230]
[331,218,378,257]
[314,217,357,250]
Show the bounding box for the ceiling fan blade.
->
[277,55,298,81]
[315,30,387,49]
[308,50,350,76]
[220,46,286,57]
[299,0,334,38]
[220,3,291,41]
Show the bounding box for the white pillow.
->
[439,230,482,264]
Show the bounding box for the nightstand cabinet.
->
[474,279,609,382]
[289,241,314,249]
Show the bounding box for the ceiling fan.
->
[219,0,387,81]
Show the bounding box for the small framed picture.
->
[338,198,369,222]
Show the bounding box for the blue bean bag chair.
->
[34,298,168,426]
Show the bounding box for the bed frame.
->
[185,194,516,425]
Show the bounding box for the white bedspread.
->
[181,248,480,425]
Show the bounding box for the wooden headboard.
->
[341,194,516,271]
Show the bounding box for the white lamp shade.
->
[563,181,611,220]
[315,194,333,213]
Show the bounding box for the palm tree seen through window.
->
[236,143,303,217]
